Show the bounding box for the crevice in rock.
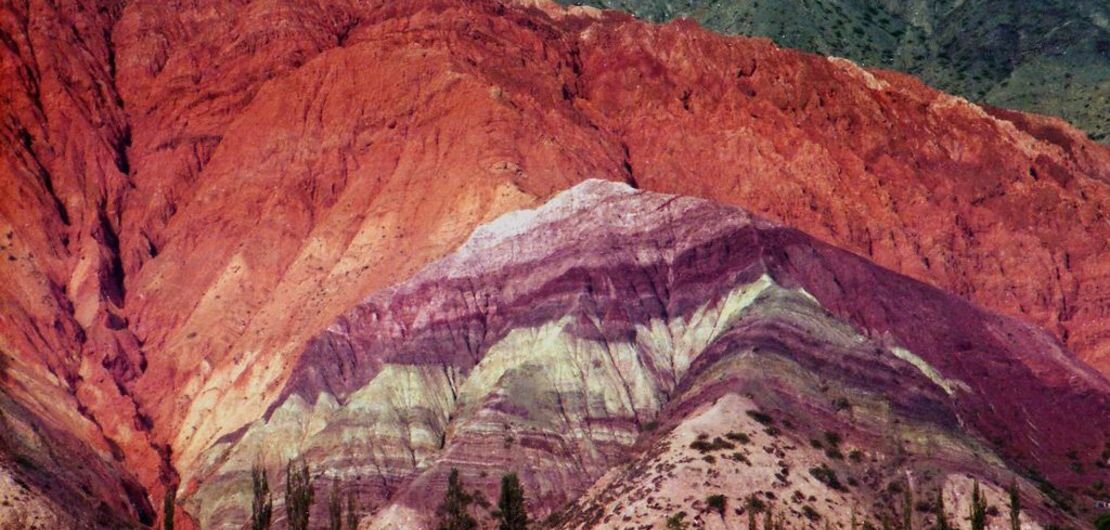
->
[621,142,639,189]
[69,373,161,522]
[16,126,71,226]
[96,211,127,307]
[112,124,131,175]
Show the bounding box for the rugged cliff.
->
[1,0,1109,527]
[560,0,1110,143]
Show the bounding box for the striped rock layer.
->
[185,181,1109,529]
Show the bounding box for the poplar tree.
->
[436,468,477,530]
[347,491,360,530]
[970,481,987,530]
[496,473,528,530]
[285,458,314,530]
[251,461,273,530]
[933,490,950,530]
[903,482,914,530]
[328,480,342,530]
[1008,481,1021,530]
[163,486,176,530]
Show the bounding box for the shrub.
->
[746,410,774,425]
[809,464,844,491]
[666,511,689,530]
[707,494,727,515]
[747,496,766,512]
[690,440,712,452]
[690,436,735,453]
[725,432,751,444]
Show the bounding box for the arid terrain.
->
[1,0,1108,528]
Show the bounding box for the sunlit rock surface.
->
[185,181,1108,529]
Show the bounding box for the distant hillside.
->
[562,0,1110,142]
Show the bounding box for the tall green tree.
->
[163,486,176,530]
[496,473,528,530]
[903,482,914,530]
[970,481,987,530]
[328,480,343,530]
[251,461,273,530]
[436,468,477,530]
[285,458,314,530]
[1008,481,1021,530]
[346,491,359,530]
[933,490,950,530]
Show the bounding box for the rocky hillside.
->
[1,0,1109,527]
[560,0,1110,142]
[180,180,1110,530]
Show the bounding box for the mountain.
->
[559,0,1110,143]
[1,0,1108,527]
[181,180,1109,529]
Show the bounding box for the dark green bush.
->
[725,431,750,444]
[746,410,774,425]
[707,494,727,515]
[809,464,845,491]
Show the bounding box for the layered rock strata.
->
[184,181,1109,529]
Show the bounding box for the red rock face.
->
[1,0,1108,526]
